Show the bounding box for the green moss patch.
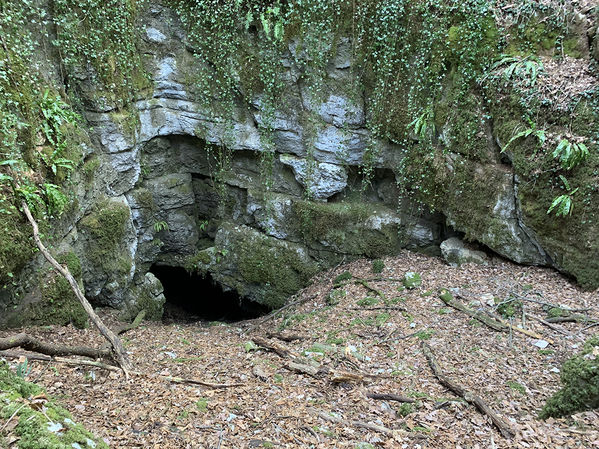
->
[0,361,107,448]
[540,335,599,419]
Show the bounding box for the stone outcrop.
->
[1,1,597,327]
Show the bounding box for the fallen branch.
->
[317,411,392,437]
[252,336,298,358]
[545,314,597,324]
[0,351,241,389]
[439,290,506,332]
[349,306,407,311]
[266,332,308,342]
[366,392,414,403]
[0,334,111,359]
[421,342,515,439]
[157,375,243,389]
[487,311,554,345]
[22,201,133,376]
[525,313,580,340]
[0,350,120,371]
[113,310,146,335]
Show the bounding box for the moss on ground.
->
[0,361,108,448]
[540,335,599,419]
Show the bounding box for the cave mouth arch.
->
[150,264,270,323]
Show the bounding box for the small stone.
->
[534,340,549,349]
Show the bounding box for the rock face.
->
[1,2,597,326]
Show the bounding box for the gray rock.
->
[440,237,489,266]
[279,154,348,200]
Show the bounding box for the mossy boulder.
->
[0,361,108,448]
[78,198,134,303]
[293,200,402,258]
[540,335,599,419]
[212,223,321,309]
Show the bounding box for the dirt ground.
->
[2,251,598,448]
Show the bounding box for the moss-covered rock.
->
[7,252,87,329]
[0,361,108,448]
[79,199,132,277]
[211,224,320,309]
[293,200,402,258]
[540,335,599,419]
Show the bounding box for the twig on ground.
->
[366,392,415,403]
[439,290,506,332]
[316,411,393,436]
[421,342,515,439]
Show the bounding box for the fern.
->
[484,54,543,87]
[547,176,578,217]
[408,107,435,139]
[502,121,546,153]
[153,221,169,232]
[552,138,589,170]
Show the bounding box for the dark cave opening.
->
[150,264,270,323]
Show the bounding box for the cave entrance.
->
[150,265,270,323]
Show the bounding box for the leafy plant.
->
[502,120,546,153]
[16,358,32,379]
[484,54,543,87]
[153,221,169,232]
[547,175,578,217]
[552,138,589,170]
[408,107,435,139]
[371,259,384,274]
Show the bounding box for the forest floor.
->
[2,251,599,448]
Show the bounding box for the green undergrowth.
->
[540,335,599,419]
[0,361,108,449]
[0,3,85,288]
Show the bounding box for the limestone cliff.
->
[0,0,597,326]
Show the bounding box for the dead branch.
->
[157,375,243,389]
[266,331,308,342]
[349,306,407,311]
[0,333,111,359]
[439,290,506,332]
[0,350,241,388]
[366,392,415,403]
[486,311,554,345]
[252,336,298,358]
[0,350,121,371]
[525,313,582,340]
[316,411,393,436]
[113,310,146,335]
[421,342,515,439]
[22,200,133,376]
[545,314,597,324]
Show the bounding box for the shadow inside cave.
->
[149,264,270,323]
